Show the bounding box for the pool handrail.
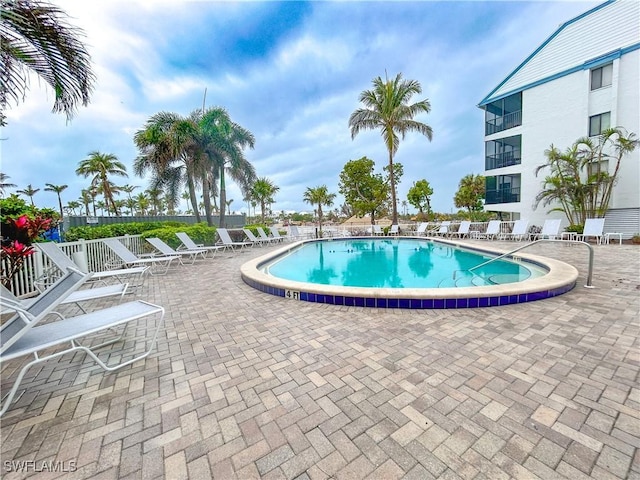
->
[468,239,594,288]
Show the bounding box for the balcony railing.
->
[485,110,522,135]
[485,150,521,170]
[485,187,521,205]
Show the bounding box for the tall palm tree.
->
[76,151,128,216]
[146,188,163,215]
[0,0,95,126]
[134,111,203,222]
[134,192,150,215]
[16,183,39,206]
[80,187,96,216]
[303,185,336,237]
[0,173,17,196]
[200,107,256,227]
[251,177,279,223]
[44,183,68,218]
[349,72,433,224]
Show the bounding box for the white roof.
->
[480,0,640,106]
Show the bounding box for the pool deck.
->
[1,239,638,479]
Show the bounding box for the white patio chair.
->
[103,238,179,275]
[473,220,502,240]
[243,228,272,247]
[449,221,471,238]
[176,232,226,257]
[389,225,400,236]
[146,237,207,265]
[257,227,278,244]
[0,267,165,417]
[430,221,451,237]
[36,242,148,286]
[501,220,530,241]
[268,226,287,243]
[530,219,562,240]
[575,218,605,244]
[217,228,253,250]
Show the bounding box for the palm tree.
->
[349,72,433,224]
[134,111,204,222]
[0,173,17,196]
[134,192,150,215]
[146,188,163,215]
[303,185,336,237]
[0,0,95,126]
[251,177,279,224]
[80,187,96,216]
[44,183,68,218]
[200,107,256,227]
[65,200,80,215]
[76,151,128,216]
[16,183,39,206]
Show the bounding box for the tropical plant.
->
[0,0,95,126]
[135,192,150,215]
[534,127,638,225]
[0,173,17,195]
[407,179,434,219]
[76,151,128,216]
[80,187,96,216]
[44,183,68,218]
[338,157,390,225]
[349,72,433,224]
[303,185,336,237]
[16,183,39,206]
[453,174,485,218]
[250,177,279,223]
[65,200,80,215]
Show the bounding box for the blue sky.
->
[2,0,601,216]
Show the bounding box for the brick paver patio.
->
[1,240,638,479]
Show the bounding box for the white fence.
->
[4,235,147,298]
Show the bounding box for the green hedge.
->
[63,221,188,242]
[141,223,217,249]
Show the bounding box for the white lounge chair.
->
[175,232,226,257]
[431,221,451,237]
[268,226,287,243]
[0,267,165,417]
[146,237,206,265]
[575,218,605,244]
[449,221,471,238]
[257,227,278,244]
[243,228,272,247]
[530,219,562,240]
[103,238,179,275]
[389,225,400,236]
[414,222,429,236]
[217,228,253,250]
[36,242,148,286]
[502,220,530,241]
[372,225,384,236]
[288,225,310,241]
[473,220,501,240]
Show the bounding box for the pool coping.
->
[240,237,580,308]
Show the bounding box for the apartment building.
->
[478,0,639,236]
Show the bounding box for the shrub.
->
[141,223,217,250]
[64,221,188,241]
[565,224,584,234]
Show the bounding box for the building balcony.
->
[485,110,522,136]
[485,150,521,170]
[485,187,521,205]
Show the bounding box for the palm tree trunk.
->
[202,174,213,227]
[187,176,201,222]
[318,205,323,236]
[219,167,227,228]
[388,152,398,224]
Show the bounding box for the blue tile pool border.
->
[241,275,576,309]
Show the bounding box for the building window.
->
[589,112,611,136]
[591,63,612,90]
[587,160,609,179]
[485,135,521,170]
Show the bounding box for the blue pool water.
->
[262,238,547,288]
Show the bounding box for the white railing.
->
[4,235,147,298]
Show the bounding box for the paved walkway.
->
[1,240,638,479]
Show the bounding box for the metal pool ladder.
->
[467,239,595,288]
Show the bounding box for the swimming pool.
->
[241,237,579,309]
